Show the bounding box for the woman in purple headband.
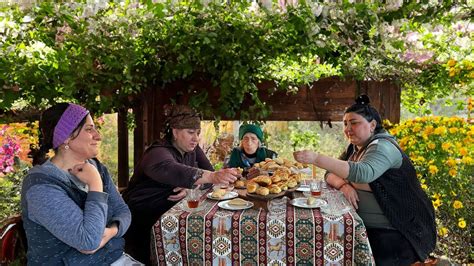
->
[21,103,142,265]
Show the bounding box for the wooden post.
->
[117,107,129,188]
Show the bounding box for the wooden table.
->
[151,184,375,265]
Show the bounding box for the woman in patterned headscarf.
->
[123,104,239,265]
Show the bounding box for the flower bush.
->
[389,116,473,263]
[0,123,36,220]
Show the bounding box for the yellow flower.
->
[453,200,463,209]
[461,156,473,165]
[432,193,441,200]
[421,184,428,190]
[432,198,442,210]
[413,125,421,133]
[427,143,436,149]
[424,126,434,135]
[458,218,466,229]
[446,158,456,167]
[428,165,438,175]
[447,59,456,67]
[459,148,468,156]
[451,191,457,197]
[434,126,447,135]
[441,142,451,151]
[448,168,457,177]
[448,127,458,134]
[438,227,448,237]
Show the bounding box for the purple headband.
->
[52,104,89,149]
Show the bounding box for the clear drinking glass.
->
[186,188,200,209]
[309,180,322,198]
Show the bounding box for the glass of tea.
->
[309,180,322,197]
[186,188,200,209]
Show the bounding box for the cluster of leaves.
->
[389,116,473,263]
[0,1,472,121]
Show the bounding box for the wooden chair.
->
[411,257,439,265]
[0,215,27,265]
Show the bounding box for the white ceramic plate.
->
[296,185,310,192]
[207,191,239,201]
[218,199,254,210]
[290,197,328,209]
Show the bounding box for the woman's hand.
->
[69,162,103,192]
[211,168,239,185]
[168,187,187,201]
[340,184,359,209]
[293,150,319,165]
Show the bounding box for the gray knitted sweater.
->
[21,159,131,265]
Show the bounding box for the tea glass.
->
[186,188,200,209]
[309,180,322,198]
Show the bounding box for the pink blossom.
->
[406,32,419,43]
[0,128,21,174]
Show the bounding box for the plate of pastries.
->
[245,167,304,200]
[252,158,309,172]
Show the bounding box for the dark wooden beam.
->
[132,77,401,167]
[117,107,129,188]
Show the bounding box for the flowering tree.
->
[0,1,472,120]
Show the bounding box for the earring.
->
[65,144,70,150]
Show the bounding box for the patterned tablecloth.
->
[151,187,375,265]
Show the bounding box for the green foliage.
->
[290,128,319,151]
[390,117,473,263]
[0,1,472,121]
[267,121,346,173]
[0,162,28,220]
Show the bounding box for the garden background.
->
[0,0,472,263]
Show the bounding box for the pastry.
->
[228,198,248,207]
[271,175,281,183]
[276,182,288,191]
[287,179,297,188]
[269,185,281,194]
[254,176,272,186]
[236,167,244,174]
[307,196,316,205]
[256,187,270,196]
[247,182,259,193]
[235,180,246,188]
[211,188,226,198]
[266,163,280,170]
[274,158,284,165]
